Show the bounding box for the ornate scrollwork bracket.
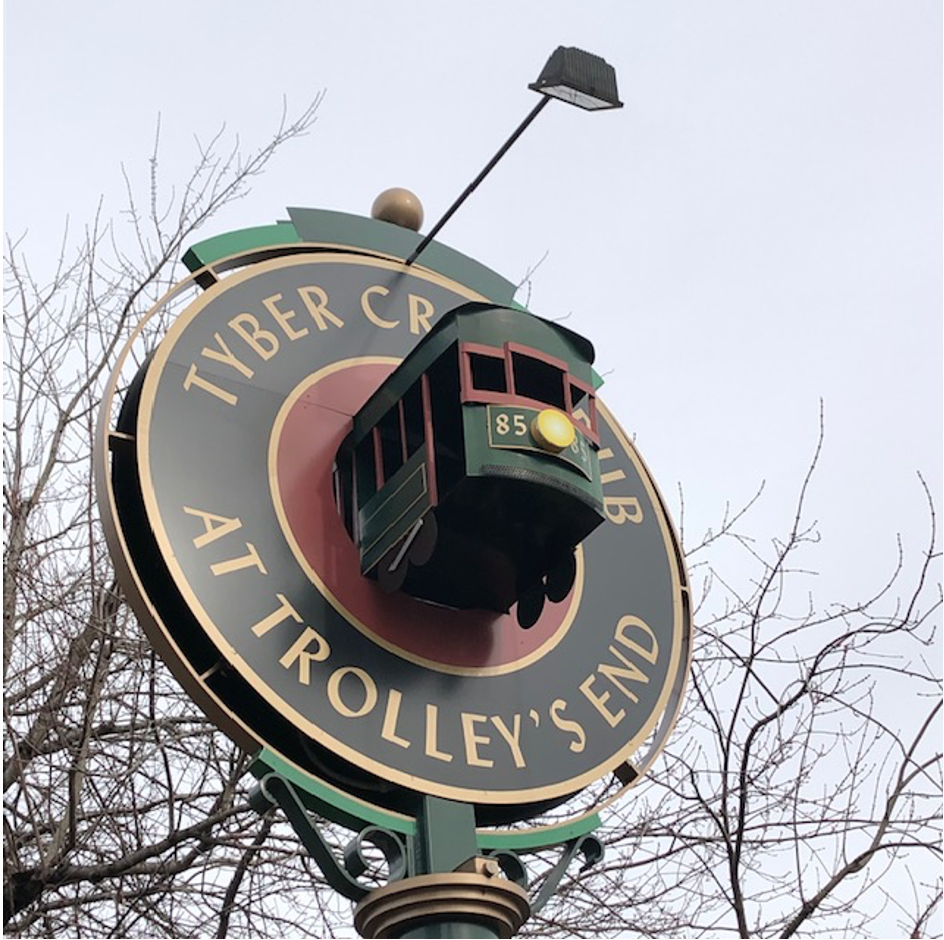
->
[250,772,605,919]
[511,833,605,915]
[249,773,408,902]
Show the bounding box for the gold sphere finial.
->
[371,188,424,232]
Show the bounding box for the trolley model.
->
[335,302,605,627]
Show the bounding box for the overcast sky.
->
[5,0,941,697]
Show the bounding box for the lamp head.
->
[529,46,623,111]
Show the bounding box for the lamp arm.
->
[405,95,551,266]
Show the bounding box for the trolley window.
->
[569,381,598,436]
[355,436,378,496]
[469,352,508,393]
[403,381,425,458]
[511,352,566,410]
[377,406,404,481]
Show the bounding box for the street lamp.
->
[404,46,622,266]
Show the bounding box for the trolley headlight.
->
[531,408,576,453]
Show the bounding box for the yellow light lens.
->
[531,409,576,452]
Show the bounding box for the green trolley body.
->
[338,303,604,626]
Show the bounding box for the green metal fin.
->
[182,222,301,271]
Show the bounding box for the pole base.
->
[354,857,530,939]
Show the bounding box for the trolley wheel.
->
[516,584,545,629]
[545,550,577,603]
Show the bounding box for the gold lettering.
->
[549,698,586,753]
[579,674,625,728]
[461,712,493,768]
[210,542,268,577]
[263,293,309,341]
[360,285,398,329]
[490,714,526,769]
[598,449,643,523]
[598,447,627,486]
[381,689,411,749]
[605,496,644,525]
[425,704,454,762]
[298,285,345,330]
[200,331,254,378]
[229,313,279,360]
[183,363,238,406]
[614,615,659,664]
[599,644,648,703]
[601,470,626,485]
[279,626,331,684]
[408,294,435,334]
[252,593,302,637]
[183,506,242,548]
[327,666,378,718]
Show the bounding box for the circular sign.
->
[101,246,691,819]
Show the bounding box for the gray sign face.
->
[111,250,691,811]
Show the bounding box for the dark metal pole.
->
[399,797,494,939]
[404,96,551,267]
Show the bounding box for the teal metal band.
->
[250,749,417,836]
[182,222,301,271]
[288,207,516,304]
[182,209,517,306]
[251,748,601,852]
